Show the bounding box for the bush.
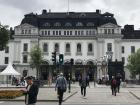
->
[0,90,23,99]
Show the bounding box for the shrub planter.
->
[0,90,23,99]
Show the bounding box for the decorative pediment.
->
[15,23,36,29]
[99,23,121,28]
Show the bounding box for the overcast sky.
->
[0,0,140,29]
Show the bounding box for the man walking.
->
[116,73,122,93]
[79,76,87,97]
[55,73,67,105]
[21,76,39,105]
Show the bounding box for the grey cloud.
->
[0,0,43,12]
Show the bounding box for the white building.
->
[0,9,139,81]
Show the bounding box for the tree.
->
[30,45,43,79]
[0,23,9,50]
[127,49,140,80]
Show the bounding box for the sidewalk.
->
[0,82,140,103]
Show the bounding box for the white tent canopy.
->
[0,63,21,75]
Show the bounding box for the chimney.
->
[42,9,47,14]
[96,9,101,14]
[49,9,51,13]
[124,25,134,32]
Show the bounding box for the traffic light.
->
[52,51,56,65]
[70,58,74,65]
[59,54,64,65]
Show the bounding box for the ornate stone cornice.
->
[97,34,123,38]
[122,39,140,42]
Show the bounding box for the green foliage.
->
[0,23,9,50]
[127,49,140,78]
[30,45,43,78]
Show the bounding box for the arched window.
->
[76,22,83,27]
[88,43,93,52]
[65,22,72,27]
[43,43,48,52]
[66,43,70,52]
[77,43,81,52]
[55,43,59,52]
[54,22,61,26]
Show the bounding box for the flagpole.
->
[67,0,70,14]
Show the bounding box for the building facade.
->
[0,9,140,81]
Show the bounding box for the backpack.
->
[112,79,117,85]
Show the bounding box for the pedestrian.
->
[21,76,39,105]
[86,75,90,87]
[110,76,117,96]
[79,75,87,97]
[116,73,122,93]
[55,73,67,105]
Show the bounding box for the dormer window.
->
[65,22,72,27]
[54,22,61,26]
[43,22,50,27]
[87,22,94,27]
[80,13,86,17]
[76,22,83,27]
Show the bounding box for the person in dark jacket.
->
[110,76,117,96]
[116,73,122,93]
[79,76,87,97]
[21,76,39,105]
[55,73,67,105]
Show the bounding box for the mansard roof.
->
[21,9,117,29]
[122,25,140,39]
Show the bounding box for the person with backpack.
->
[110,76,117,96]
[55,73,67,105]
[79,75,88,97]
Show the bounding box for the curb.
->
[129,91,140,100]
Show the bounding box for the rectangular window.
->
[70,31,72,35]
[45,31,47,35]
[48,31,50,35]
[81,31,84,35]
[112,29,114,34]
[21,30,24,34]
[75,31,77,35]
[122,46,125,53]
[67,31,69,35]
[64,31,66,35]
[59,31,61,35]
[107,43,112,52]
[43,43,48,52]
[28,30,31,34]
[5,57,9,64]
[108,29,111,34]
[23,55,28,63]
[56,31,58,35]
[41,31,44,35]
[5,46,9,53]
[78,31,80,35]
[23,43,28,52]
[86,31,88,35]
[122,57,125,63]
[25,30,27,34]
[131,46,135,53]
[104,29,107,34]
[53,31,55,35]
